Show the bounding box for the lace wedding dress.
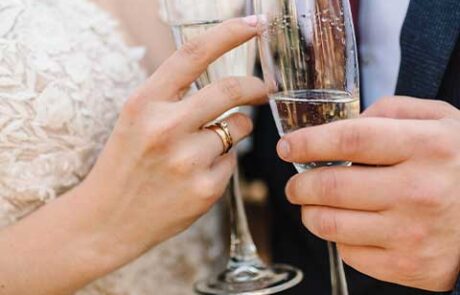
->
[0,0,223,294]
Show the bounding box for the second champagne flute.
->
[164,0,303,294]
[256,0,360,294]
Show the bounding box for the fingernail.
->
[242,15,258,27]
[277,140,291,160]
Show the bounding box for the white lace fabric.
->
[0,0,222,294]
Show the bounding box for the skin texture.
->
[0,18,265,295]
[278,96,460,292]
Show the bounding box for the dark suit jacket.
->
[242,0,460,294]
[454,280,460,295]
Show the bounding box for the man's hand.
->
[277,96,460,291]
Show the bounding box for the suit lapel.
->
[395,0,460,99]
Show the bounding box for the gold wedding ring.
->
[206,121,233,155]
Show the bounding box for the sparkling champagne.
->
[270,90,360,171]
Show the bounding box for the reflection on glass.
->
[256,0,360,294]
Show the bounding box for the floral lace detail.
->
[0,0,145,225]
[0,0,223,294]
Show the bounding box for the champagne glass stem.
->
[227,161,263,267]
[194,158,303,294]
[328,241,349,295]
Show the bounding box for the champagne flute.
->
[255,0,360,294]
[164,0,303,294]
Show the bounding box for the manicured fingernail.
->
[242,15,258,27]
[278,140,291,159]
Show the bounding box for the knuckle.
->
[168,156,194,176]
[122,95,143,119]
[231,113,253,136]
[337,245,353,265]
[407,225,429,247]
[179,38,207,63]
[413,123,455,158]
[117,103,142,136]
[405,176,445,210]
[395,223,428,249]
[364,96,393,116]
[415,188,443,209]
[432,132,457,158]
[338,122,362,158]
[375,96,394,109]
[218,77,243,103]
[170,151,201,175]
[379,96,395,104]
[146,118,181,145]
[314,210,338,238]
[194,177,221,202]
[393,255,423,282]
[146,127,172,148]
[401,226,432,261]
[314,168,340,205]
[438,142,458,158]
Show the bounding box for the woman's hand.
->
[82,15,265,266]
[0,17,265,295]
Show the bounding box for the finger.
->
[363,96,457,120]
[286,166,396,211]
[142,17,260,102]
[338,244,394,285]
[188,113,253,166]
[181,76,267,128]
[206,152,237,197]
[277,117,420,165]
[301,206,388,247]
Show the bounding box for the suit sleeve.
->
[452,276,460,295]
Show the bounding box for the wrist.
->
[62,184,136,278]
[0,186,124,294]
[66,178,149,275]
